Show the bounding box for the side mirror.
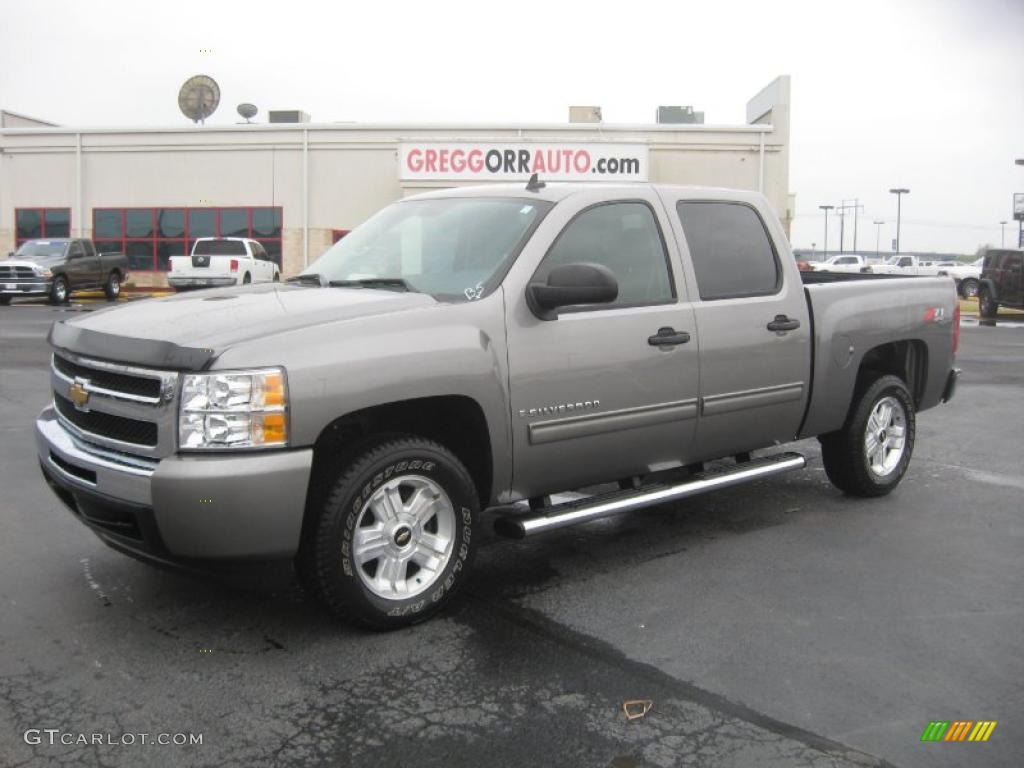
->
[527,262,618,320]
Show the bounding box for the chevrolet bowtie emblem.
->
[69,377,91,411]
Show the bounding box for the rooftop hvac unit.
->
[569,106,602,123]
[268,110,311,124]
[656,106,704,124]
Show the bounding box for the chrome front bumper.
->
[36,407,313,561]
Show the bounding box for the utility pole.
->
[873,220,884,258]
[889,188,910,254]
[1000,220,1007,248]
[819,205,834,259]
[835,200,865,253]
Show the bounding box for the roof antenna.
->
[525,173,546,192]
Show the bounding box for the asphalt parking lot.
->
[1,303,1021,768]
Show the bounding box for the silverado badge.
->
[69,377,91,411]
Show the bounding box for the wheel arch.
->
[306,394,494,515]
[856,339,929,409]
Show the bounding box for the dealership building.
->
[0,77,791,287]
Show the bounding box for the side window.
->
[68,242,84,259]
[82,241,96,258]
[676,202,780,300]
[899,257,913,267]
[534,202,674,307]
[251,242,266,261]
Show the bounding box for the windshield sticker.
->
[519,205,533,215]
[464,283,484,301]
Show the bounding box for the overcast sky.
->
[2,0,1021,254]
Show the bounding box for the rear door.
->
[505,188,700,498]
[660,193,811,461]
[65,241,95,288]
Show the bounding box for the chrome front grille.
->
[51,352,179,459]
[0,265,36,279]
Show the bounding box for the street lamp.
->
[1001,220,1008,248]
[873,220,884,258]
[889,188,910,254]
[819,205,835,259]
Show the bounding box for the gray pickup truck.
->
[2,238,128,305]
[35,183,960,627]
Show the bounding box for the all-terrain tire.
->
[296,435,479,629]
[819,374,916,497]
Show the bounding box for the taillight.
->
[953,302,961,358]
[230,259,239,272]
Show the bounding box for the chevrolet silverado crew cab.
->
[36,183,961,628]
[2,238,128,305]
[167,237,280,291]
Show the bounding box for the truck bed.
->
[798,275,958,440]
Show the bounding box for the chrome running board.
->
[493,452,806,539]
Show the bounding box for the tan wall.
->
[1,79,792,278]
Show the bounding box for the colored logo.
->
[921,721,997,742]
[69,377,91,411]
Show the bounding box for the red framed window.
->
[15,208,71,246]
[92,206,283,272]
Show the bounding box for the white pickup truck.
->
[865,254,945,276]
[168,237,280,291]
[937,258,983,298]
[811,254,870,273]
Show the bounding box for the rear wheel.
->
[819,374,915,497]
[273,271,280,282]
[0,296,11,306]
[978,288,998,318]
[297,436,479,629]
[49,276,69,305]
[242,273,252,285]
[959,278,979,299]
[104,271,121,301]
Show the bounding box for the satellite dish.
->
[178,75,220,124]
[237,103,258,122]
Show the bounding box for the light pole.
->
[873,220,884,258]
[1001,220,1008,248]
[819,205,834,259]
[889,188,910,254]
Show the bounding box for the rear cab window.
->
[675,201,780,300]
[193,240,247,257]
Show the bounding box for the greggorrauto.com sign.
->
[399,142,649,182]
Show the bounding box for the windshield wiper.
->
[327,278,415,292]
[286,273,324,286]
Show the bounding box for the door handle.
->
[648,326,691,346]
[766,315,801,332]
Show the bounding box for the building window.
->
[15,208,71,245]
[92,206,283,271]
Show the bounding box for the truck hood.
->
[51,283,438,366]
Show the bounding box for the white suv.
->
[168,238,280,290]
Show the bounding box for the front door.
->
[505,190,700,499]
[65,241,95,288]
[661,193,811,461]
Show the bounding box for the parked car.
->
[978,249,1023,317]
[811,254,869,273]
[36,183,960,628]
[167,237,280,290]
[865,254,945,276]
[938,257,983,298]
[1,239,128,305]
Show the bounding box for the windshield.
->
[301,197,552,301]
[14,240,67,259]
[884,255,905,265]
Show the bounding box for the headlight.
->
[33,265,53,277]
[178,368,288,450]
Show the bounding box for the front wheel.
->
[979,288,998,318]
[297,436,479,629]
[959,278,979,299]
[104,271,121,301]
[49,276,69,305]
[819,374,916,497]
[0,296,11,306]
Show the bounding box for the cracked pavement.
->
[1,306,1020,767]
